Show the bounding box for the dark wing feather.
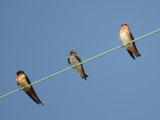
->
[25,75,31,84]
[130,31,139,52]
[76,55,88,80]
[26,92,40,104]
[68,57,71,65]
[25,75,35,91]
[75,55,81,62]
[130,31,134,40]
[25,75,44,105]
[127,50,135,60]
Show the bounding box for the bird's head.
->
[70,50,77,56]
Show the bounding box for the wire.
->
[0,28,160,99]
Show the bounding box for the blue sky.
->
[0,0,160,120]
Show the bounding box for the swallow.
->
[119,24,141,60]
[68,50,88,80]
[16,71,43,105]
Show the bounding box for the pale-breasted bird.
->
[68,50,88,80]
[119,24,141,59]
[16,71,43,105]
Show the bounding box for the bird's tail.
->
[135,51,141,57]
[84,74,88,80]
[33,93,44,106]
[30,89,44,106]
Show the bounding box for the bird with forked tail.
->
[16,71,44,105]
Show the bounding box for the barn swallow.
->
[68,50,88,80]
[16,71,43,105]
[119,24,141,60]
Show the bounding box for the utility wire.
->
[0,28,160,99]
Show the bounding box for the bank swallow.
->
[68,50,88,80]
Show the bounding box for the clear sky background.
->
[0,0,160,120]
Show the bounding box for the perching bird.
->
[16,71,43,105]
[68,50,88,80]
[119,24,141,59]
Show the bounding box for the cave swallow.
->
[119,24,141,59]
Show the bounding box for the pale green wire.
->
[0,29,160,99]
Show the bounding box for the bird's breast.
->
[70,57,80,66]
[120,32,133,48]
[17,77,31,91]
